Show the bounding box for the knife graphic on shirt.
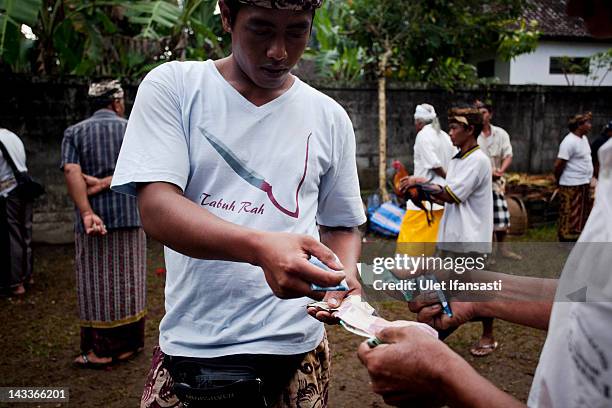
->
[200,127,311,218]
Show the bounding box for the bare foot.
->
[11,285,26,296]
[116,351,134,361]
[116,347,144,362]
[470,338,498,357]
[501,250,522,260]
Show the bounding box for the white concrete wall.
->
[507,40,612,86]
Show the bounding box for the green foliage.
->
[311,0,540,89]
[497,19,540,61]
[1,0,228,78]
[588,49,612,86]
[305,4,363,81]
[0,0,42,65]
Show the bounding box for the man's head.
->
[448,107,483,148]
[474,99,493,126]
[88,79,125,117]
[218,0,321,89]
[568,112,593,135]
[413,103,437,132]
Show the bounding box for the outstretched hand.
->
[408,299,478,332]
[254,232,346,300]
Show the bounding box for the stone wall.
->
[1,75,610,243]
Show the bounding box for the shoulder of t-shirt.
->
[0,128,19,141]
[472,149,492,168]
[297,80,352,125]
[493,125,510,139]
[141,60,208,93]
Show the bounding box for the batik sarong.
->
[141,333,330,408]
[558,184,593,242]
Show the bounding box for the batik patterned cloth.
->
[558,184,593,241]
[75,227,147,327]
[141,334,330,408]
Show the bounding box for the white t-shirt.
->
[0,129,27,197]
[557,132,594,186]
[437,146,493,254]
[111,60,366,358]
[408,124,455,211]
[528,139,612,408]
[478,125,513,193]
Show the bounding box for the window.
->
[549,57,590,75]
[477,59,496,78]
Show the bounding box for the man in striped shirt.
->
[60,80,146,369]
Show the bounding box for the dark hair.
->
[474,99,493,113]
[221,0,316,27]
[471,122,484,138]
[223,0,242,26]
[89,96,114,111]
[568,121,584,132]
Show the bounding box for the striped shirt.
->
[61,109,140,233]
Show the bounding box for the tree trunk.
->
[378,47,392,203]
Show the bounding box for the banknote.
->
[309,255,349,291]
[332,295,439,339]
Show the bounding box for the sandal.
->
[469,341,498,357]
[73,352,113,369]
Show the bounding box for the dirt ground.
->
[0,228,557,408]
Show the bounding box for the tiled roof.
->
[524,0,592,39]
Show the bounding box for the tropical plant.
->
[1,0,227,78]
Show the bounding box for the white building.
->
[476,0,612,86]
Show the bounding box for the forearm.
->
[319,226,362,284]
[471,271,556,330]
[431,186,455,204]
[433,167,446,178]
[444,355,524,408]
[64,167,93,215]
[554,159,567,182]
[137,182,265,264]
[499,156,512,173]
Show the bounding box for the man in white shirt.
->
[111,1,365,407]
[554,112,594,242]
[396,103,455,255]
[472,99,518,357]
[475,100,519,259]
[402,106,493,253]
[0,128,32,296]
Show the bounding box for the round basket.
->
[507,195,528,235]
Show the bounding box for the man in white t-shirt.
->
[554,111,594,242]
[403,106,493,255]
[357,138,612,408]
[396,103,455,254]
[111,1,365,407]
[0,128,32,296]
